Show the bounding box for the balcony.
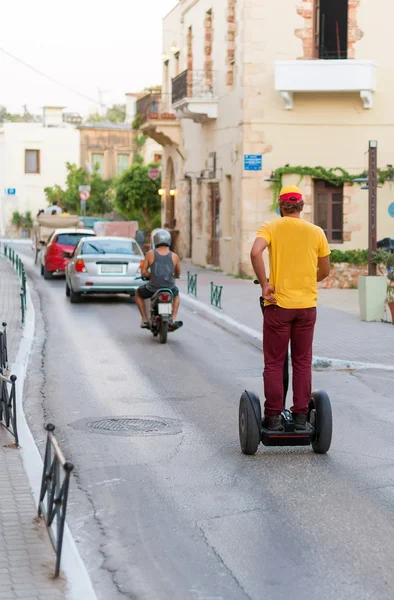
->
[274,60,377,110]
[136,93,180,147]
[171,70,218,123]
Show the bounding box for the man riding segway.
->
[250,185,331,432]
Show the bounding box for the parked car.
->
[65,236,145,303]
[41,229,96,279]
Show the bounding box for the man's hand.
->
[262,283,277,304]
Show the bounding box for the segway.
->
[238,282,332,456]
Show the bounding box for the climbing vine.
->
[269,165,394,210]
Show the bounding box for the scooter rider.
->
[135,229,182,330]
[250,185,331,432]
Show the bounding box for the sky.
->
[0,0,177,117]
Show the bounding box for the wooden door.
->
[210,183,221,267]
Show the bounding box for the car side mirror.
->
[40,241,46,247]
[62,251,72,258]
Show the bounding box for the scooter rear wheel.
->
[159,320,168,344]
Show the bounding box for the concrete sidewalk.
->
[0,257,66,599]
[179,262,394,367]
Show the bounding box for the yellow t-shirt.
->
[257,218,330,309]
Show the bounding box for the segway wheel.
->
[309,390,332,454]
[239,391,261,456]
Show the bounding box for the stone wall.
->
[318,263,368,289]
[295,0,363,59]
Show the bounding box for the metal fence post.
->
[38,424,74,578]
[210,282,223,309]
[187,271,198,297]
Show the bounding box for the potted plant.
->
[372,249,394,324]
[387,284,394,324]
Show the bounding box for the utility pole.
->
[97,89,109,117]
[368,140,378,276]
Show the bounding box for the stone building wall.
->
[295,0,363,59]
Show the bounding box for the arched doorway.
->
[165,158,176,228]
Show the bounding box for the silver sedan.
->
[65,236,144,303]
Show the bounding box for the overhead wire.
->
[0,47,103,107]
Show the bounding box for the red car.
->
[40,228,96,279]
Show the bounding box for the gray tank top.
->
[147,250,176,291]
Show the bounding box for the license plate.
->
[158,303,172,315]
[100,264,124,274]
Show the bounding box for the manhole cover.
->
[88,418,168,433]
[69,415,182,437]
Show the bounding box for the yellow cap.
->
[279,185,303,202]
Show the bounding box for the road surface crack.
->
[73,472,134,599]
[195,522,253,600]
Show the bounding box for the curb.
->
[11,280,98,600]
[180,293,394,373]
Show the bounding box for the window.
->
[154,154,162,163]
[223,175,233,237]
[314,181,343,242]
[25,150,40,174]
[315,0,348,59]
[91,153,104,176]
[117,154,130,175]
[82,239,143,256]
[55,233,95,247]
[174,52,180,77]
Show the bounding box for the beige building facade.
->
[141,0,394,275]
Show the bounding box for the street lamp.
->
[158,188,165,196]
[265,171,280,183]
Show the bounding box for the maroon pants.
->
[263,305,317,417]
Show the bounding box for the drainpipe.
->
[185,175,192,258]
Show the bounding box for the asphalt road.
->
[15,243,394,600]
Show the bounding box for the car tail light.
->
[75,259,86,273]
[158,293,171,302]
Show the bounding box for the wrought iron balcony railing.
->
[172,70,216,105]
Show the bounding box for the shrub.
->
[330,249,368,266]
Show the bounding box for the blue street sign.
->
[6,188,16,195]
[388,202,394,218]
[244,154,262,171]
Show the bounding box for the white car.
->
[65,236,145,303]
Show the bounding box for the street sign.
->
[148,168,160,181]
[244,154,262,171]
[78,185,91,193]
[79,191,90,201]
[6,189,16,195]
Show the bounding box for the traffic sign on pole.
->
[148,168,160,181]
[79,191,90,201]
[79,185,91,193]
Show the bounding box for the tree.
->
[11,211,33,231]
[44,163,114,216]
[106,104,126,123]
[85,104,127,124]
[0,105,24,123]
[115,163,161,230]
[86,111,104,123]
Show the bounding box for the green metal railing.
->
[3,246,27,325]
[187,271,198,297]
[210,282,223,309]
